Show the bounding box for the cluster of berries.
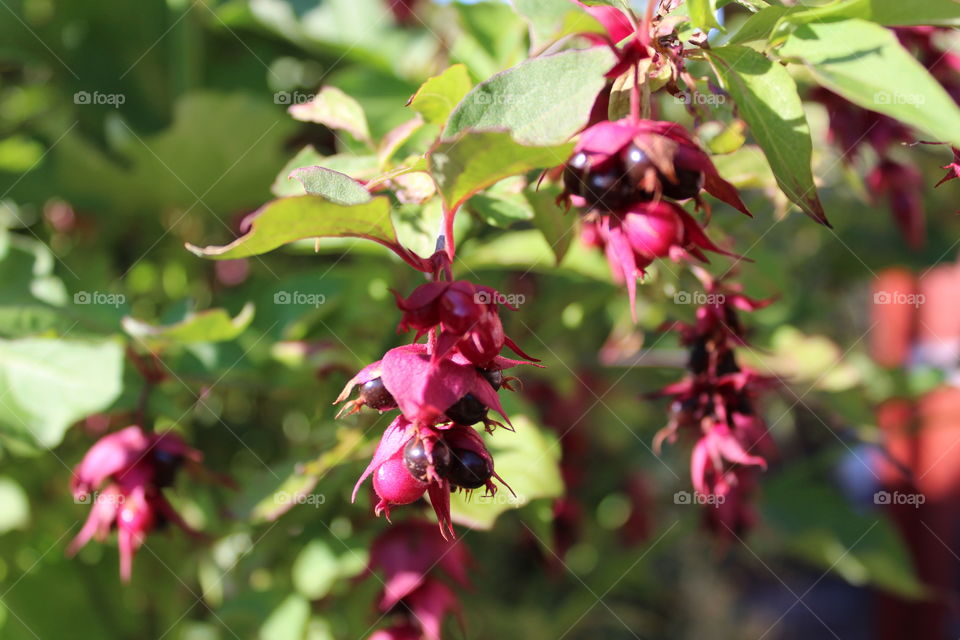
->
[653,275,776,536]
[337,261,538,537]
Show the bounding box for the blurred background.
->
[0,0,959,638]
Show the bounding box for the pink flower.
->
[336,344,537,428]
[563,118,751,216]
[393,280,535,367]
[366,521,468,639]
[352,417,509,536]
[67,425,205,581]
[368,520,470,609]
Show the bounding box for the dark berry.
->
[661,167,704,200]
[562,152,589,197]
[479,368,503,391]
[445,393,488,425]
[447,449,492,490]
[624,144,654,184]
[582,165,635,212]
[716,349,741,375]
[403,437,451,482]
[152,449,182,488]
[360,377,396,411]
[688,339,709,375]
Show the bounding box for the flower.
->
[352,417,509,537]
[67,425,205,581]
[595,200,739,318]
[651,275,776,536]
[366,521,468,639]
[393,280,535,367]
[562,118,751,216]
[336,344,537,428]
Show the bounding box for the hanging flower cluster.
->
[653,275,777,537]
[67,425,207,581]
[562,118,748,318]
[812,27,960,247]
[336,252,539,537]
[365,520,468,640]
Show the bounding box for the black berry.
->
[447,449,492,489]
[688,339,709,375]
[661,167,704,200]
[403,437,451,482]
[479,368,503,391]
[716,349,741,376]
[562,151,589,197]
[360,377,396,411]
[152,449,182,488]
[445,393,488,425]
[582,164,635,212]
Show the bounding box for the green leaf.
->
[288,167,372,205]
[122,303,254,345]
[449,415,563,529]
[429,130,573,214]
[511,0,606,52]
[0,338,123,450]
[469,191,534,228]
[526,185,575,265]
[780,19,960,148]
[688,0,723,32]
[728,6,795,44]
[783,0,960,29]
[444,47,616,145]
[708,45,828,224]
[288,86,372,146]
[407,64,473,127]
[186,195,399,260]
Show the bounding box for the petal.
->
[352,417,414,502]
[72,426,150,495]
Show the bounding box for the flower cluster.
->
[337,255,539,537]
[561,119,747,319]
[67,425,207,581]
[812,27,960,247]
[365,520,468,640]
[653,276,776,537]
